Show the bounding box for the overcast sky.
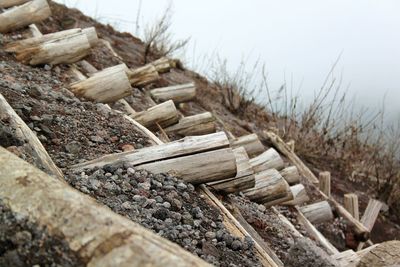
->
[57,0,400,123]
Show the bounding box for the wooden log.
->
[0,0,29,8]
[131,100,179,130]
[243,169,293,206]
[249,148,284,173]
[72,132,229,171]
[280,166,300,185]
[0,148,209,267]
[207,147,255,193]
[199,185,281,267]
[295,206,340,255]
[230,133,265,158]
[127,64,160,87]
[14,32,92,65]
[164,112,216,136]
[150,83,196,103]
[0,0,51,33]
[344,193,359,221]
[357,241,400,267]
[360,199,383,231]
[319,171,331,197]
[283,184,310,206]
[70,64,132,103]
[299,201,333,224]
[262,131,370,241]
[152,57,179,73]
[0,93,63,179]
[137,148,237,184]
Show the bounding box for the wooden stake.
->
[0,0,51,33]
[280,166,301,185]
[344,193,359,221]
[0,148,209,267]
[150,83,196,104]
[299,201,334,224]
[360,199,383,231]
[319,171,331,197]
[249,148,284,173]
[230,133,264,158]
[164,112,216,136]
[70,64,132,103]
[131,100,179,130]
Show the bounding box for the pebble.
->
[121,201,132,210]
[162,202,171,209]
[205,231,216,240]
[177,182,187,190]
[65,141,81,154]
[231,240,242,251]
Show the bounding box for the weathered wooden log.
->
[199,185,281,267]
[164,112,216,136]
[356,199,383,250]
[295,206,340,255]
[357,241,400,267]
[14,32,92,65]
[152,57,179,73]
[70,64,132,103]
[299,201,333,224]
[208,147,255,193]
[344,193,359,221]
[243,169,293,206]
[0,0,29,8]
[249,148,284,173]
[0,0,51,33]
[262,131,370,241]
[230,133,264,158]
[331,244,378,267]
[127,64,160,87]
[0,93,63,179]
[150,83,196,103]
[319,171,331,197]
[0,148,209,267]
[131,100,179,130]
[72,132,229,169]
[138,148,236,184]
[283,184,310,206]
[280,166,300,185]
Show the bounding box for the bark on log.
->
[137,148,237,184]
[319,171,331,197]
[208,147,255,193]
[243,169,293,207]
[0,0,51,33]
[280,166,300,185]
[131,100,179,130]
[70,64,132,103]
[127,64,160,87]
[199,185,281,267]
[230,133,265,158]
[283,184,310,206]
[0,148,209,267]
[72,132,229,170]
[249,148,284,173]
[14,32,92,65]
[164,112,216,136]
[0,0,29,8]
[344,193,359,221]
[150,83,196,103]
[295,206,340,255]
[0,93,63,179]
[262,131,370,241]
[299,201,333,224]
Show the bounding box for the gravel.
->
[65,164,262,267]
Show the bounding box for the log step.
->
[299,201,334,224]
[249,148,284,173]
[0,0,51,33]
[150,83,196,104]
[131,100,180,130]
[230,133,264,158]
[164,112,216,136]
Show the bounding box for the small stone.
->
[154,196,163,203]
[257,204,266,212]
[138,182,151,191]
[172,199,182,210]
[187,184,195,192]
[121,201,132,210]
[30,115,42,121]
[223,233,234,246]
[65,141,81,154]
[162,201,171,209]
[121,144,135,152]
[205,231,216,240]
[231,240,242,251]
[12,231,32,245]
[90,135,105,143]
[177,182,187,191]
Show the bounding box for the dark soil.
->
[0,200,84,267]
[0,53,151,169]
[65,164,261,267]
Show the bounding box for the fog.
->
[56,0,400,123]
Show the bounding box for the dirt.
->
[0,200,84,267]
[65,164,261,267]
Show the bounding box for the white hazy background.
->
[56,0,400,123]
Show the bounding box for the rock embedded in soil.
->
[65,164,261,267]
